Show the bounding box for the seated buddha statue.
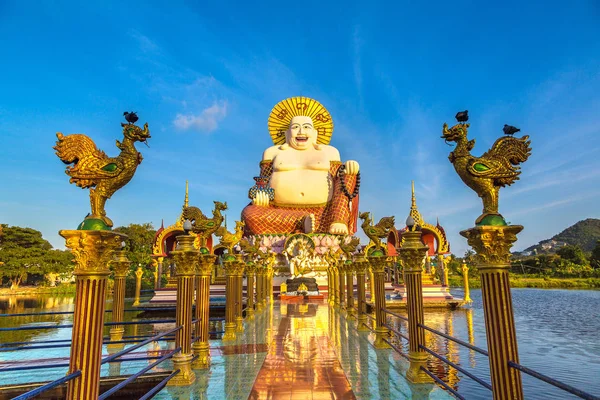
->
[242,97,360,236]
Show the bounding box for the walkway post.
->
[398,218,432,383]
[338,261,346,312]
[60,230,124,400]
[331,259,340,307]
[168,233,198,386]
[256,261,264,311]
[246,261,256,319]
[222,255,238,341]
[345,260,356,321]
[192,253,216,369]
[368,254,390,348]
[108,247,130,347]
[236,255,245,332]
[461,260,472,304]
[132,265,143,306]
[461,225,524,399]
[156,256,164,289]
[355,256,370,332]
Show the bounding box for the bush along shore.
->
[448,275,600,289]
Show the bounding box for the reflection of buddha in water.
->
[242,97,360,236]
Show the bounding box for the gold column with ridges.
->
[332,261,340,307]
[345,261,356,320]
[108,249,130,348]
[245,261,256,319]
[398,229,432,383]
[338,262,346,311]
[255,263,264,311]
[132,265,143,306]
[355,256,370,332]
[235,255,245,332]
[168,234,198,386]
[60,230,124,400]
[461,225,524,399]
[192,254,216,369]
[222,257,238,341]
[368,255,390,348]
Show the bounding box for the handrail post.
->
[236,256,245,332]
[108,249,130,348]
[368,255,390,348]
[256,263,264,311]
[156,256,164,289]
[245,261,256,319]
[60,230,124,399]
[355,256,370,332]
[398,226,433,383]
[168,234,197,386]
[332,262,340,307]
[132,266,143,306]
[345,260,356,320]
[222,256,238,341]
[338,262,346,312]
[192,254,216,369]
[461,225,524,399]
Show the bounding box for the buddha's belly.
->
[271,170,332,205]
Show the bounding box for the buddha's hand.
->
[344,160,360,175]
[252,191,271,207]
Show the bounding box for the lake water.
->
[1,289,599,399]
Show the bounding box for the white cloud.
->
[173,102,228,133]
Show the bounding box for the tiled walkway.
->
[156,301,451,399]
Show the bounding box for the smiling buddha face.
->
[286,116,317,150]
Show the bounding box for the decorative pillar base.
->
[256,301,264,311]
[407,351,433,383]
[346,308,356,321]
[357,314,370,332]
[107,327,124,350]
[246,308,255,320]
[191,341,211,369]
[223,322,237,342]
[168,353,196,386]
[374,327,390,349]
[235,316,244,332]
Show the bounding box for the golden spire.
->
[184,180,189,209]
[409,180,424,227]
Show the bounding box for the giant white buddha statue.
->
[242,97,360,236]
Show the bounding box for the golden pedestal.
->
[461,225,524,399]
[192,254,216,369]
[345,263,356,321]
[235,260,245,332]
[368,256,390,349]
[108,249,130,348]
[132,266,143,306]
[222,259,239,342]
[355,258,370,332]
[170,353,196,386]
[60,230,125,400]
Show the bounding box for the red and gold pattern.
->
[242,161,358,235]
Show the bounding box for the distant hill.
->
[523,218,600,254]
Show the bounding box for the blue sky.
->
[0,0,599,255]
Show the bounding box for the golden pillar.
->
[398,227,432,384]
[245,262,256,319]
[192,254,216,369]
[338,263,346,311]
[235,257,245,332]
[328,265,336,305]
[443,256,450,288]
[132,265,143,306]
[462,260,472,304]
[355,257,370,332]
[436,254,447,286]
[168,234,198,386]
[156,256,164,289]
[60,230,124,400]
[345,261,356,320]
[461,225,524,399]
[109,248,130,346]
[255,265,264,311]
[222,257,238,341]
[368,255,390,348]
[267,265,274,302]
[332,263,340,306]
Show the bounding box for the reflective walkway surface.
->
[156,301,451,399]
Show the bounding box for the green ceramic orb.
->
[477,214,507,226]
[77,218,111,231]
[369,249,385,257]
[345,259,353,265]
[199,247,210,255]
[223,254,237,262]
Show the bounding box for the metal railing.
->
[11,370,82,400]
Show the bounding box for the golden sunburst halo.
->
[268,97,334,145]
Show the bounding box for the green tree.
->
[556,245,588,266]
[113,223,157,292]
[0,225,73,289]
[590,240,600,269]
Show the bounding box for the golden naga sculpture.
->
[339,236,360,260]
[182,201,227,250]
[239,238,261,259]
[359,212,395,255]
[214,221,245,254]
[54,112,150,229]
[442,113,531,225]
[241,97,361,236]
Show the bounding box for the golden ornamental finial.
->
[359,211,395,255]
[409,180,424,227]
[54,112,150,230]
[442,112,531,225]
[184,180,189,208]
